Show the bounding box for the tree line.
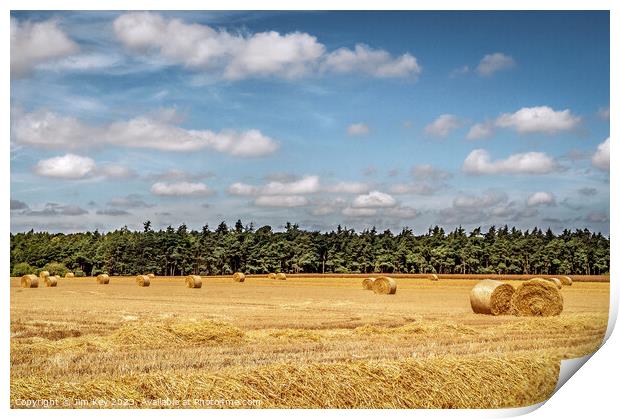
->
[10,221,610,277]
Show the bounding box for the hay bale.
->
[546,278,563,289]
[44,275,58,287]
[65,272,75,278]
[511,278,563,317]
[97,274,110,284]
[147,273,155,278]
[362,277,376,290]
[136,275,151,287]
[429,273,439,281]
[233,272,246,282]
[470,280,515,315]
[39,270,50,279]
[268,273,276,279]
[559,276,573,286]
[276,273,287,280]
[372,276,397,295]
[186,275,202,288]
[21,274,39,288]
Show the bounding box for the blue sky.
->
[10,11,610,234]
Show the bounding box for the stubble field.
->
[10,275,609,409]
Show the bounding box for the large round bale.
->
[233,272,246,282]
[429,273,439,281]
[470,279,515,315]
[276,273,287,281]
[21,274,39,288]
[186,275,202,288]
[511,278,563,317]
[268,273,276,279]
[546,278,563,289]
[136,275,151,287]
[147,273,155,278]
[97,274,110,284]
[372,276,397,295]
[44,275,58,287]
[559,276,573,286]
[65,272,75,279]
[362,277,376,290]
[39,270,50,279]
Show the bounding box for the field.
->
[10,275,609,409]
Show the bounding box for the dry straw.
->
[429,273,439,281]
[65,272,75,278]
[470,280,515,315]
[276,273,287,280]
[39,270,50,279]
[136,275,151,287]
[233,272,246,282]
[148,273,155,278]
[559,276,573,286]
[186,275,202,288]
[511,278,563,317]
[372,276,397,294]
[546,278,563,289]
[268,273,276,279]
[20,274,39,288]
[44,275,58,287]
[362,277,376,290]
[97,274,110,284]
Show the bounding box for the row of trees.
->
[10,221,610,277]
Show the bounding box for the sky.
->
[10,11,610,234]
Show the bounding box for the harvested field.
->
[10,275,609,409]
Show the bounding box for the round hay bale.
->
[65,272,75,278]
[470,279,515,315]
[268,273,276,279]
[39,270,50,279]
[97,274,110,284]
[511,278,563,317]
[44,275,58,287]
[233,272,246,282]
[559,276,573,286]
[362,277,376,290]
[275,273,287,281]
[546,277,563,289]
[21,274,39,288]
[372,276,397,295]
[147,273,155,278]
[136,275,150,287]
[186,275,202,288]
[429,273,439,281]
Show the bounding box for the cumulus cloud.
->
[99,165,136,179]
[324,182,370,194]
[24,203,88,217]
[586,212,609,223]
[592,138,610,171]
[352,191,396,208]
[476,53,515,76]
[347,123,370,136]
[11,199,29,210]
[462,149,558,175]
[107,194,153,208]
[527,191,556,207]
[389,183,435,195]
[577,187,597,196]
[34,154,96,179]
[411,164,452,181]
[254,195,308,207]
[151,181,213,196]
[386,206,419,219]
[466,121,495,140]
[11,17,78,77]
[424,114,461,138]
[495,106,580,134]
[342,207,378,217]
[229,176,367,197]
[453,191,508,209]
[113,12,420,80]
[12,108,279,157]
[96,208,131,216]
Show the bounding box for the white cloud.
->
[495,106,580,134]
[151,181,212,196]
[453,191,507,209]
[12,108,279,157]
[462,149,558,175]
[254,195,308,207]
[321,44,421,78]
[592,137,610,171]
[597,106,610,120]
[411,164,452,180]
[352,191,396,208]
[34,154,96,179]
[347,123,370,136]
[324,182,370,194]
[37,53,121,72]
[11,17,78,77]
[466,121,495,140]
[228,176,367,197]
[342,207,377,217]
[476,53,515,76]
[389,183,435,195]
[99,164,135,179]
[424,114,461,138]
[386,206,419,219]
[527,192,556,207]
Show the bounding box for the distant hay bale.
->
[186,275,202,288]
[362,277,376,290]
[44,275,58,287]
[276,273,287,280]
[559,276,573,286]
[470,280,515,315]
[372,276,397,295]
[21,274,39,288]
[147,273,155,278]
[136,275,151,287]
[39,270,50,279]
[65,272,74,278]
[268,273,276,279]
[546,278,563,289]
[429,274,439,281]
[511,278,563,317]
[97,274,110,284]
[233,272,246,282]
